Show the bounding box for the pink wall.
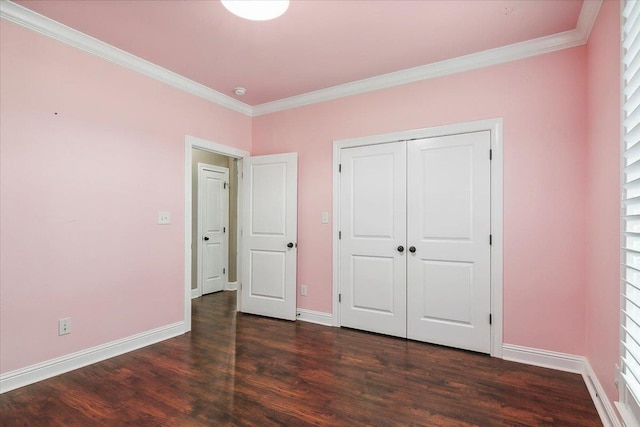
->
[0,21,251,374]
[253,47,589,355]
[585,0,621,407]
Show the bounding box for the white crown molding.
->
[252,0,604,116]
[252,31,584,116]
[1,0,604,119]
[0,321,185,394]
[0,0,253,117]
[577,0,604,42]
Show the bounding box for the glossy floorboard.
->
[1,291,601,426]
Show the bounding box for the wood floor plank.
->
[1,291,602,426]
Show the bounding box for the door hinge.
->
[339,293,342,303]
[223,227,226,233]
[489,314,492,325]
[489,149,493,160]
[223,268,226,274]
[338,164,342,173]
[489,234,492,245]
[224,182,228,189]
[339,231,342,239]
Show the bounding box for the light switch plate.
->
[321,212,329,224]
[158,211,170,225]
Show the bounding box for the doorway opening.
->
[183,135,250,332]
[191,150,237,297]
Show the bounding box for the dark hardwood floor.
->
[1,291,601,426]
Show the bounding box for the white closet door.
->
[406,131,491,353]
[339,142,407,338]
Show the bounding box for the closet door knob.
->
[409,246,416,253]
[397,245,405,253]
[287,242,294,248]
[204,237,210,241]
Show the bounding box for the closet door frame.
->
[332,118,504,358]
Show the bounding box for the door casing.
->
[332,118,504,357]
[184,135,249,332]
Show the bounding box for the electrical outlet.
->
[158,211,170,225]
[58,318,71,336]
[301,284,307,296]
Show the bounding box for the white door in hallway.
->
[339,142,407,338]
[406,131,491,353]
[200,167,229,295]
[241,153,298,321]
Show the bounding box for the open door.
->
[241,152,297,320]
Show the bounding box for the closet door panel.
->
[406,131,491,353]
[339,142,407,338]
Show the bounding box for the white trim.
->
[252,1,603,116]
[501,344,620,427]
[225,281,238,291]
[191,288,200,299]
[583,361,622,427]
[615,401,637,427]
[1,0,602,118]
[184,135,249,332]
[332,118,504,357]
[0,1,252,117]
[0,321,185,394]
[296,309,334,327]
[502,344,585,373]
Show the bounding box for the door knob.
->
[397,245,404,253]
[287,242,294,248]
[409,246,416,253]
[204,236,210,241]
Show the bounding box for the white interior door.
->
[241,152,297,321]
[406,131,491,353]
[339,142,407,338]
[199,167,229,295]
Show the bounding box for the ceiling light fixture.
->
[234,87,246,96]
[221,0,289,21]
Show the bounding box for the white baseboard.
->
[502,343,585,373]
[0,321,186,394]
[583,360,621,427]
[296,309,333,327]
[191,288,200,299]
[502,344,620,427]
[225,281,238,291]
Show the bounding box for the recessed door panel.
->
[421,146,473,240]
[339,142,406,338]
[352,255,394,313]
[352,154,395,239]
[249,250,285,300]
[250,163,287,236]
[421,260,473,325]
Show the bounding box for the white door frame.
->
[184,135,250,332]
[332,118,504,358]
[196,163,229,297]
